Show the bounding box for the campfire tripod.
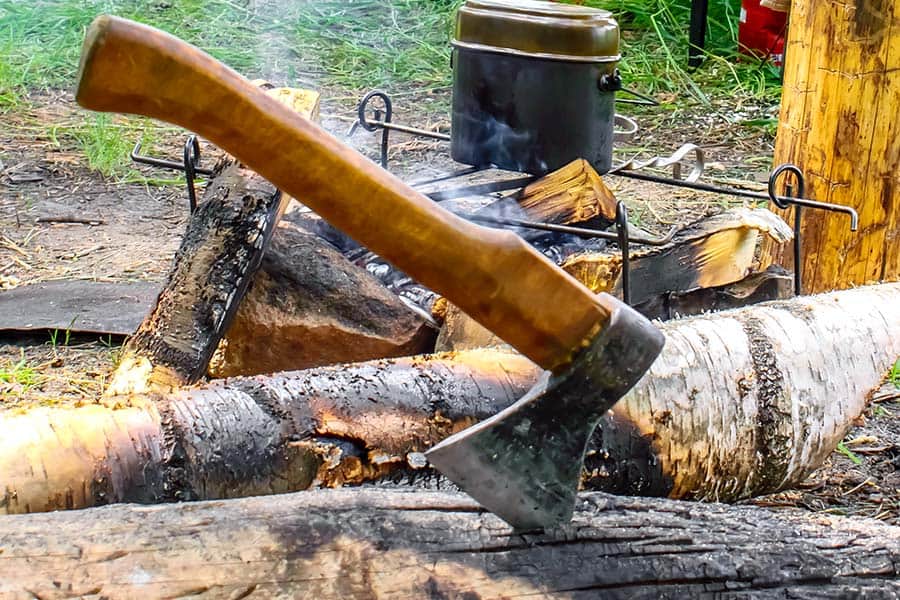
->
[130,87,859,300]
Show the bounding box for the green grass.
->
[293,0,459,92]
[290,0,781,104]
[71,114,157,178]
[0,0,261,103]
[836,440,863,466]
[0,351,41,393]
[890,357,900,388]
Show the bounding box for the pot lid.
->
[454,0,620,63]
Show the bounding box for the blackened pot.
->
[450,0,621,176]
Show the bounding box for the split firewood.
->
[208,222,437,377]
[2,283,896,514]
[105,87,320,396]
[561,206,793,299]
[2,489,898,599]
[515,158,618,225]
[635,265,793,321]
[436,207,794,351]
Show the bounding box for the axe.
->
[76,16,664,529]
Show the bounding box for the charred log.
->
[105,87,320,395]
[436,207,794,351]
[104,161,285,395]
[0,489,898,599]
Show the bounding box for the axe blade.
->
[426,295,664,530]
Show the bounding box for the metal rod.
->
[183,135,200,213]
[130,140,214,176]
[427,176,536,202]
[362,119,451,141]
[466,214,677,246]
[409,165,487,188]
[615,202,632,304]
[610,167,859,230]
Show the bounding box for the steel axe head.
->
[426,293,664,530]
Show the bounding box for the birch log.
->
[1,489,898,599]
[1,284,898,514]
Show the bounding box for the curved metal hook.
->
[356,90,393,169]
[183,135,201,213]
[767,163,805,210]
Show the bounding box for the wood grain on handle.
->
[76,16,609,372]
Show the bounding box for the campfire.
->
[2,0,899,596]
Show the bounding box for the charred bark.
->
[104,161,284,395]
[436,208,794,351]
[0,488,897,599]
[3,284,897,514]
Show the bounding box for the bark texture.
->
[2,284,897,514]
[209,222,436,377]
[759,0,900,291]
[105,163,284,394]
[0,488,898,599]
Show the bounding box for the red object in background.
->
[738,0,788,65]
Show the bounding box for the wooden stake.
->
[759,0,900,291]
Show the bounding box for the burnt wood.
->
[0,488,897,598]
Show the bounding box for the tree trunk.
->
[0,488,897,599]
[2,283,897,514]
[759,0,900,292]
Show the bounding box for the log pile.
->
[6,84,900,594]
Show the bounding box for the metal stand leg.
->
[689,0,709,68]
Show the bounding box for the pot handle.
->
[614,113,638,141]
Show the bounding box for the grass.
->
[0,0,261,107]
[836,440,864,466]
[293,0,459,93]
[71,114,157,178]
[290,0,782,105]
[0,0,782,107]
[0,351,41,396]
[890,357,900,388]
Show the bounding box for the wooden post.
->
[760,0,900,292]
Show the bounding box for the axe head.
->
[426,294,664,530]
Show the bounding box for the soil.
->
[0,84,897,526]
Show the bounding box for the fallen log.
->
[106,87,320,395]
[1,488,898,599]
[2,283,897,514]
[208,222,436,377]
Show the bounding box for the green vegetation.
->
[291,0,782,103]
[890,357,900,388]
[293,0,458,92]
[0,0,260,105]
[1,0,780,105]
[0,351,41,394]
[836,440,863,466]
[71,114,155,178]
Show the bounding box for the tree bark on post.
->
[760,0,900,292]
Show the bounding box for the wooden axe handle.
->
[76,16,610,372]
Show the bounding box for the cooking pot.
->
[450,0,622,176]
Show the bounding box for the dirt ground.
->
[0,87,898,525]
